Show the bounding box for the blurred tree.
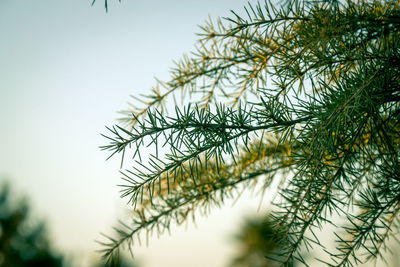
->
[0,184,63,267]
[93,254,138,267]
[100,0,400,266]
[229,216,297,267]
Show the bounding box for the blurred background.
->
[0,0,271,266]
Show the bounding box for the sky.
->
[0,0,265,266]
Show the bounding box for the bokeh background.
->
[0,1,266,266]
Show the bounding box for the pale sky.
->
[0,1,265,266]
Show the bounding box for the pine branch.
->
[101,0,400,265]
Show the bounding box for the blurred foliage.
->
[93,254,138,267]
[0,183,141,267]
[229,216,297,267]
[0,184,63,267]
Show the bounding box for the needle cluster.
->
[100,1,400,266]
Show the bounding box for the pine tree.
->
[229,216,297,267]
[99,0,400,266]
[0,184,64,267]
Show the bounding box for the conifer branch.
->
[101,0,400,265]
